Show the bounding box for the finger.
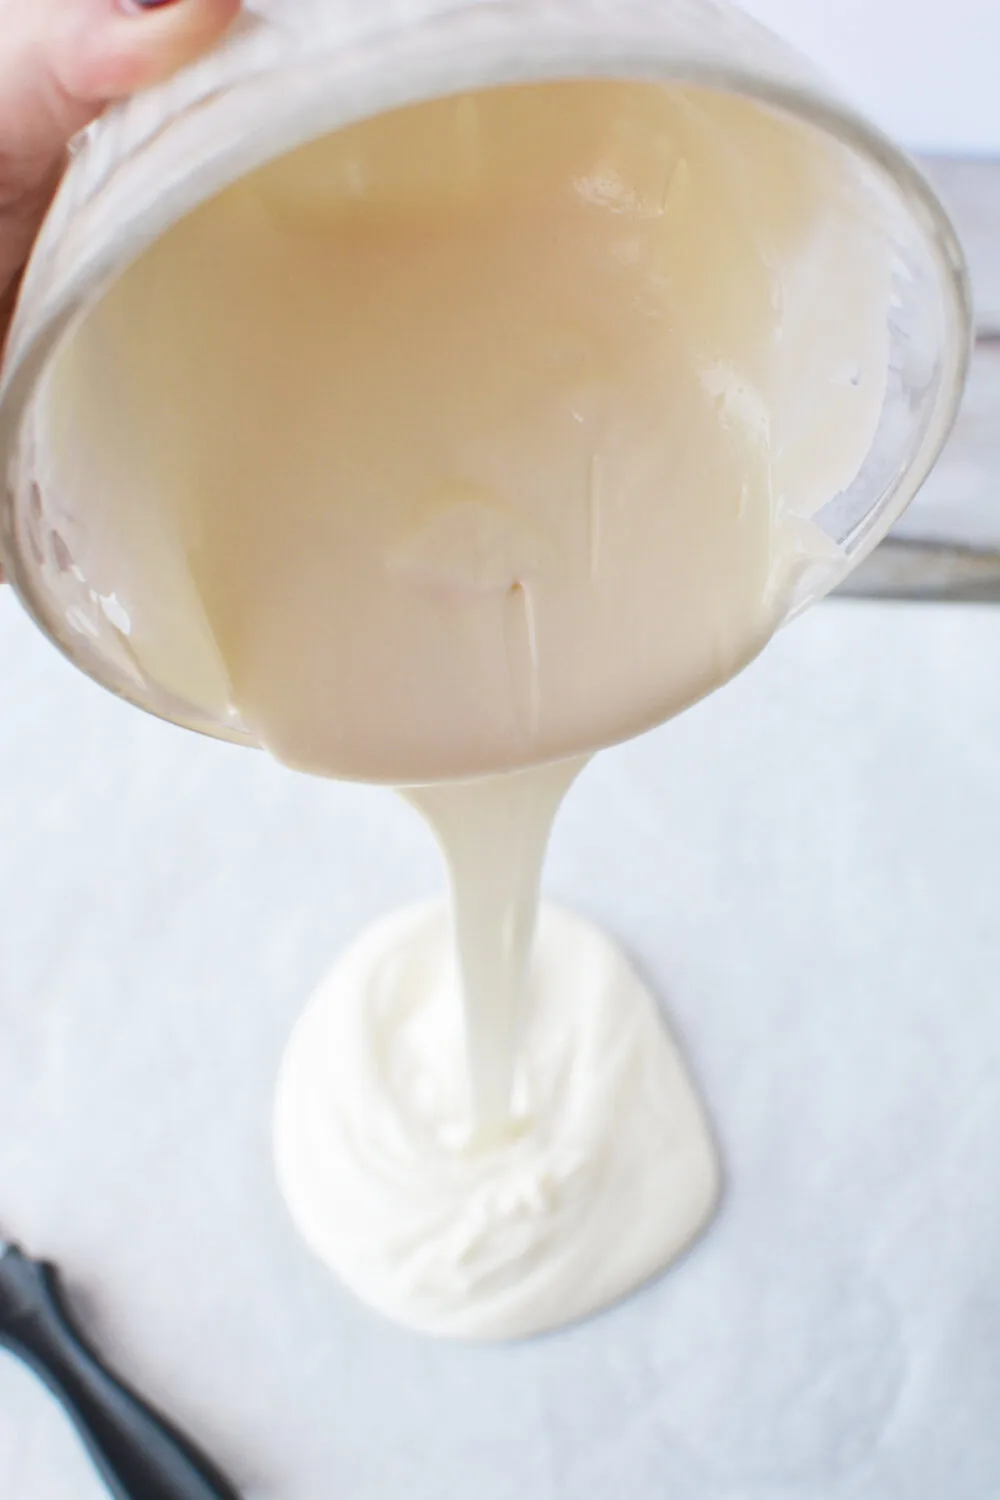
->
[51,0,243,110]
[0,0,240,352]
[0,0,241,557]
[0,0,241,188]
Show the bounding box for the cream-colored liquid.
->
[404,757,588,1136]
[39,82,889,1336]
[41,81,886,785]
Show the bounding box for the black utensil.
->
[0,1238,242,1500]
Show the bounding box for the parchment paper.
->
[1,589,998,1499]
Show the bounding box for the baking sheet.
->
[1,589,998,1499]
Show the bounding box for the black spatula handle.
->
[0,1248,241,1500]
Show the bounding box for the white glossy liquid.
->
[40,82,890,1336]
[405,758,588,1135]
[274,897,721,1339]
[42,82,887,784]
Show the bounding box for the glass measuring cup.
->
[0,0,972,754]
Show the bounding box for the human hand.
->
[0,0,240,348]
[0,0,239,580]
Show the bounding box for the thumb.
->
[0,0,241,582]
[0,0,240,306]
[0,0,241,192]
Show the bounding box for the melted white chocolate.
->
[41,81,886,784]
[39,81,890,1337]
[274,897,719,1340]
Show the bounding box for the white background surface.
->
[2,589,1000,1500]
[1,2,999,1498]
[741,0,1000,152]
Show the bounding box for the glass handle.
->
[842,154,999,604]
[836,536,1000,602]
